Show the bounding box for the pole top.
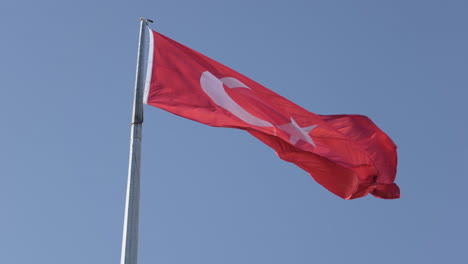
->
[140,17,154,23]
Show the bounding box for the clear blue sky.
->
[1,0,466,263]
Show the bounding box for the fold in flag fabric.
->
[143,29,399,200]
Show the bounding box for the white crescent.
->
[200,71,273,127]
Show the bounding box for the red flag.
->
[144,29,399,200]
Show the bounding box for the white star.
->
[277,117,317,147]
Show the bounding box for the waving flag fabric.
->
[143,29,399,199]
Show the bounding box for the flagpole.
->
[120,17,151,264]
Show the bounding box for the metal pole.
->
[120,18,149,264]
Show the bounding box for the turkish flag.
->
[144,29,399,200]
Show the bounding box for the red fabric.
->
[145,30,399,199]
